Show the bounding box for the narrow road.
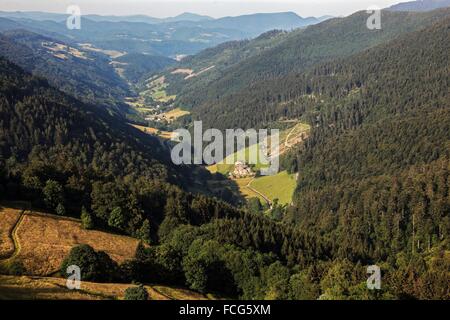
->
[246,178,272,208]
[285,123,303,148]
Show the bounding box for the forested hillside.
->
[0,56,207,239]
[0,30,131,114]
[2,46,446,299]
[164,30,289,96]
[0,5,449,300]
[152,13,450,299]
[286,15,450,264]
[185,14,450,262]
[115,53,176,84]
[388,0,450,12]
[0,56,328,299]
[170,8,450,112]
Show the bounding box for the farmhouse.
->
[229,161,255,179]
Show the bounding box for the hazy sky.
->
[0,0,402,18]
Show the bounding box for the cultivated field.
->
[144,76,176,103]
[234,177,264,202]
[42,42,90,60]
[162,107,190,121]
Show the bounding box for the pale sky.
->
[0,0,402,18]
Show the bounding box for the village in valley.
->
[121,61,310,211]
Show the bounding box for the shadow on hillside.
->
[0,201,32,211]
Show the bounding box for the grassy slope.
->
[0,206,211,300]
[250,171,297,205]
[4,210,140,276]
[206,122,308,205]
[208,122,310,174]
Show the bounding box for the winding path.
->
[246,178,272,208]
[0,209,26,265]
[284,125,298,148]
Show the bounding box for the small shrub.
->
[81,207,94,230]
[7,260,26,276]
[124,284,149,300]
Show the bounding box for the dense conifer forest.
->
[0,7,448,300]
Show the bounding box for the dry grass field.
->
[0,275,210,300]
[79,43,125,59]
[0,206,213,300]
[152,285,210,300]
[12,211,139,275]
[0,208,23,258]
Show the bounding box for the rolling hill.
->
[0,29,131,114]
[0,206,212,300]
[280,15,450,266]
[198,12,323,36]
[163,8,450,112]
[0,11,213,24]
[163,29,290,98]
[114,53,176,84]
[0,5,449,301]
[183,8,450,130]
[0,11,323,59]
[388,0,450,11]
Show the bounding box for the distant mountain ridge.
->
[197,12,324,36]
[0,10,321,28]
[0,11,325,58]
[388,0,450,11]
[0,11,213,24]
[167,8,450,118]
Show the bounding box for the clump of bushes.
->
[60,244,119,283]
